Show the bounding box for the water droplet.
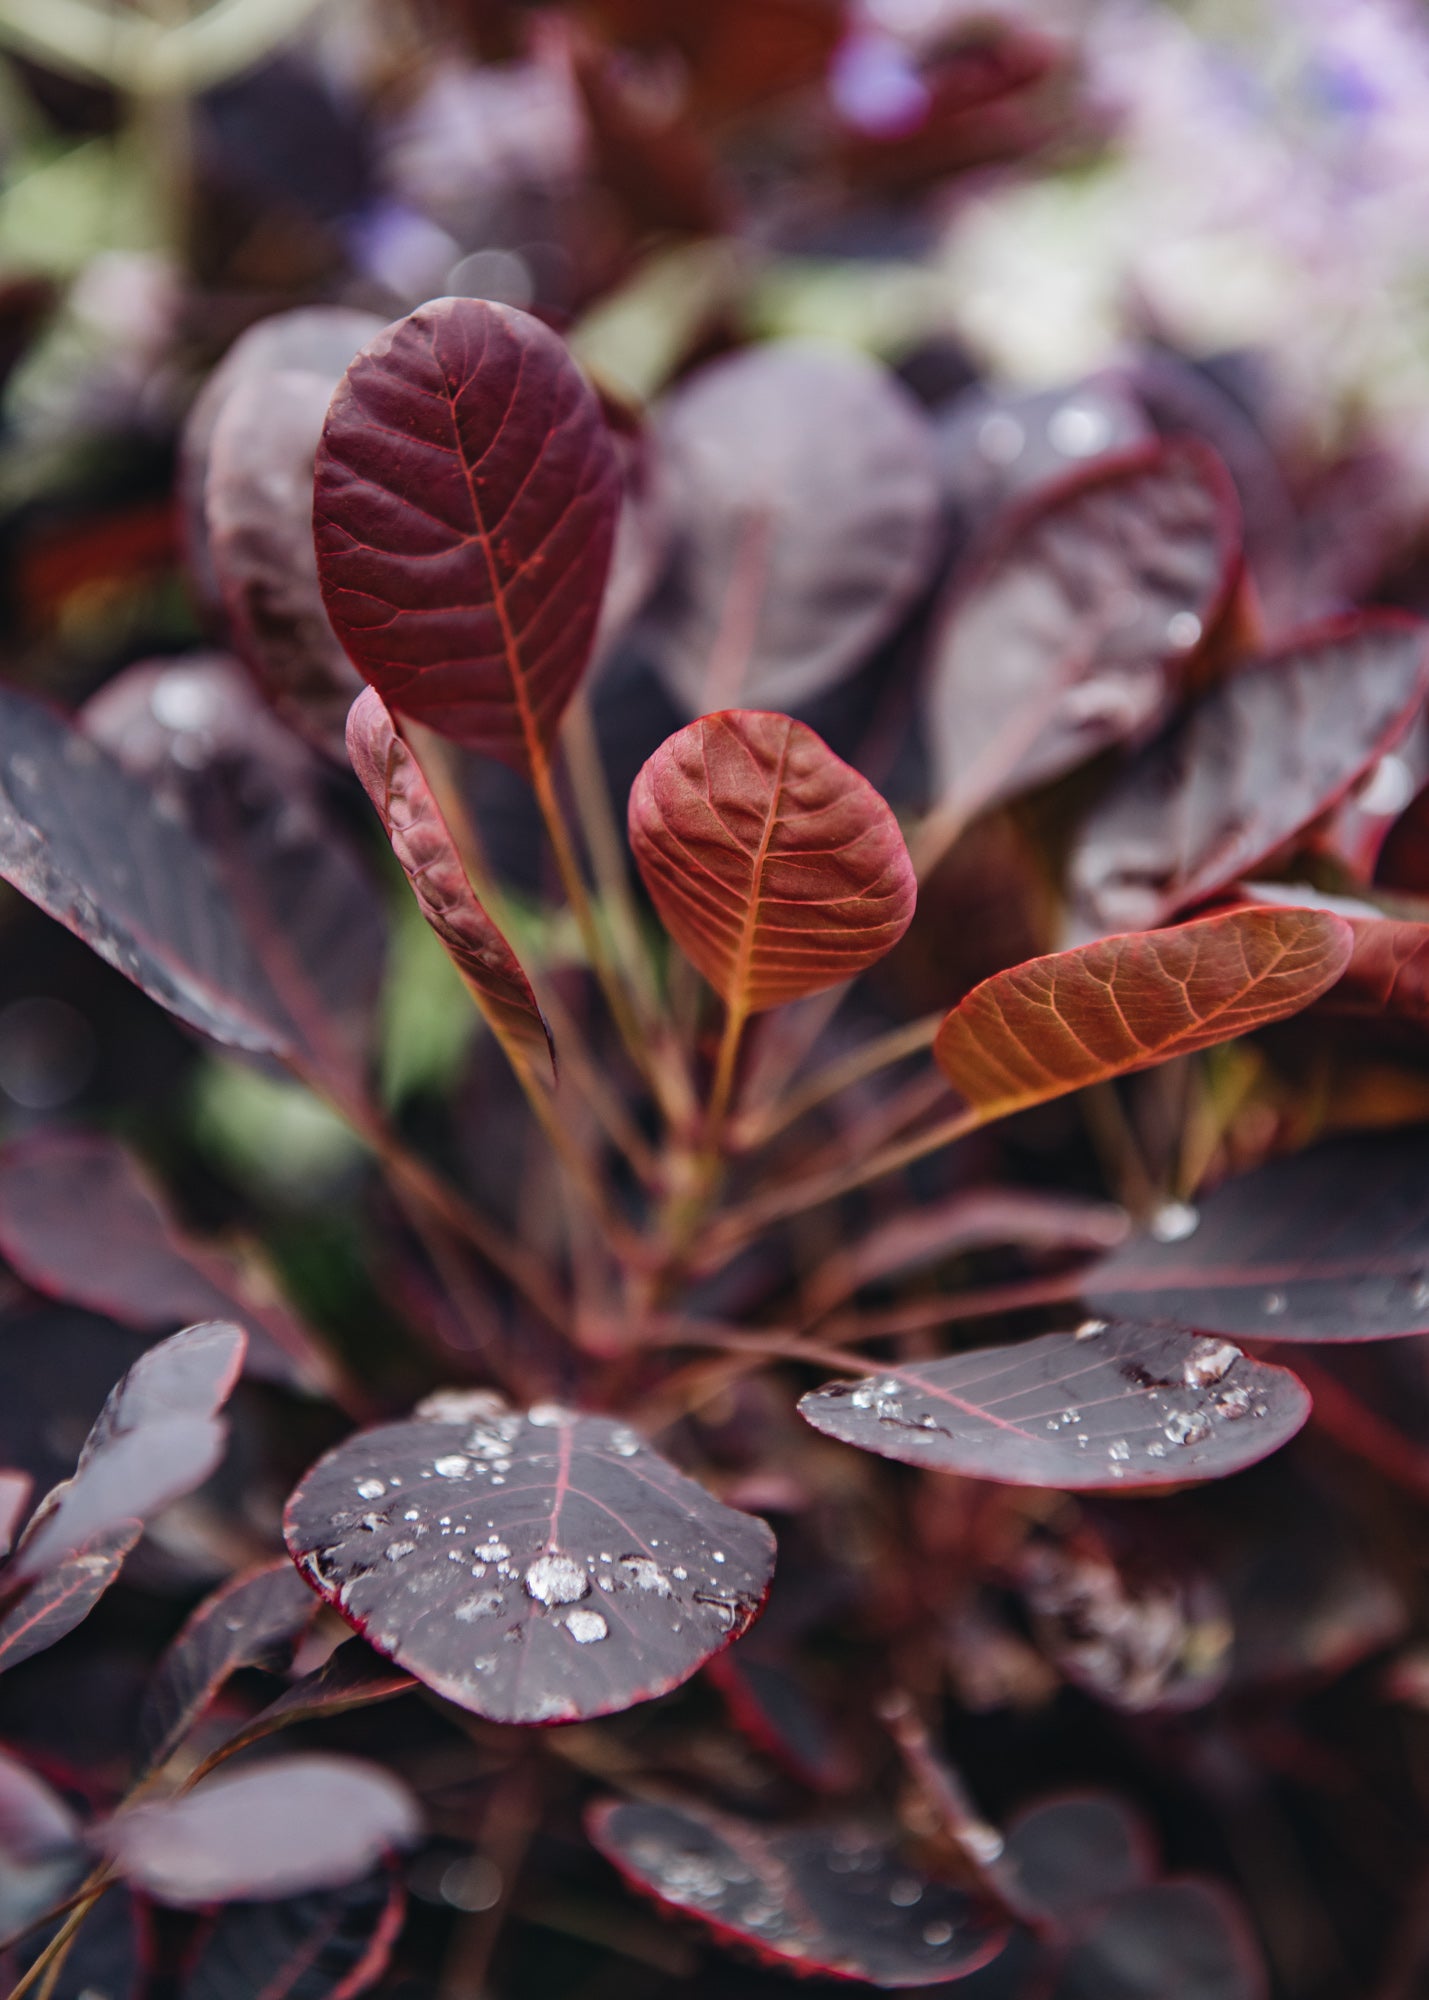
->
[962,1825,1005,1865]
[1047,400,1109,457]
[1074,1318,1108,1340]
[1164,1409,1213,1446]
[565,1607,608,1644]
[433,1454,470,1479]
[1151,1202,1199,1242]
[418,1388,507,1424]
[524,1553,589,1605]
[622,1556,671,1594]
[474,1540,509,1562]
[355,1478,385,1501]
[977,409,1024,465]
[1108,1439,1130,1462]
[888,1877,922,1907]
[527,1402,572,1427]
[1145,1440,1167,1457]
[1263,1291,1287,1316]
[1412,1275,1429,1311]
[1358,752,1416,817]
[1183,1338,1241,1388]
[456,1592,502,1620]
[1167,609,1203,651]
[610,1429,641,1457]
[385,1541,417,1562]
[403,1508,420,1522]
[1212,1385,1253,1420]
[922,1919,955,1947]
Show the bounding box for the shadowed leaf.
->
[1053,1879,1267,2000]
[0,1473,31,1560]
[797,1323,1310,1490]
[587,1797,1007,1986]
[284,1391,775,1726]
[314,297,620,774]
[1001,1793,1155,1931]
[0,1748,85,1944]
[0,1524,141,1673]
[629,710,916,1014]
[933,908,1353,1121]
[222,1639,418,1757]
[346,688,553,1080]
[180,1870,405,2000]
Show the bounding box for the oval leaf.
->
[928,440,1240,825]
[587,1798,1007,1986]
[1054,1880,1266,2000]
[99,1755,420,1907]
[1002,1793,1155,1932]
[1086,1126,1429,1341]
[1069,614,1429,936]
[181,1872,404,2000]
[0,1525,141,1674]
[797,1323,1311,1489]
[346,688,553,1079]
[314,297,620,774]
[644,341,941,715]
[0,1749,85,1945]
[934,908,1353,1121]
[629,710,916,1014]
[284,1392,775,1725]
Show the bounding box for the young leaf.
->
[13,1321,246,1580]
[797,1323,1311,1490]
[933,908,1353,1121]
[0,1749,85,1945]
[628,710,916,1013]
[927,441,1240,826]
[283,1392,775,1726]
[643,342,941,715]
[1069,614,1429,936]
[0,1525,141,1673]
[314,297,621,774]
[97,1755,420,1907]
[1085,1126,1429,1341]
[346,688,553,1080]
[180,1871,405,2000]
[0,1130,329,1391]
[586,1798,1007,1985]
[137,1559,320,1775]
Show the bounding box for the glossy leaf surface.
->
[284,1393,775,1725]
[138,1559,319,1774]
[629,710,916,1012]
[934,908,1352,1121]
[644,342,940,715]
[314,297,620,773]
[1069,616,1429,936]
[587,1798,1006,1986]
[181,1871,404,2000]
[99,1755,420,1907]
[346,688,553,1078]
[1086,1127,1429,1341]
[0,1525,141,1672]
[797,1323,1310,1490]
[928,441,1238,823]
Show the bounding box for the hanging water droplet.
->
[524,1553,589,1604]
[565,1607,608,1644]
[1151,1202,1199,1243]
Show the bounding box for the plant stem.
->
[8,1878,110,2000]
[738,1011,942,1146]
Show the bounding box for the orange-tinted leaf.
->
[628,710,916,1014]
[346,689,553,1081]
[934,908,1353,1120]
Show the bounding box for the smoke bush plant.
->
[0,287,1427,2000]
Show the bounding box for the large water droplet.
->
[433,1454,471,1478]
[355,1478,385,1501]
[565,1607,608,1644]
[524,1553,589,1605]
[1183,1338,1241,1388]
[1164,1409,1212,1446]
[1151,1202,1199,1243]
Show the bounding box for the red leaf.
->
[628,710,916,1015]
[934,908,1353,1120]
[1054,1879,1267,2000]
[0,1525,141,1674]
[0,1748,84,1945]
[180,1870,405,2000]
[314,297,620,775]
[346,688,553,1079]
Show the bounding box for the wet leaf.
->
[0,1748,85,1944]
[283,1393,775,1725]
[797,1323,1310,1490]
[180,1870,404,2000]
[933,908,1352,1121]
[346,687,553,1080]
[1069,615,1429,936]
[314,297,620,774]
[137,1560,320,1776]
[1085,1126,1429,1341]
[643,342,940,715]
[927,441,1239,825]
[98,1755,420,1907]
[629,710,916,1014]
[0,1525,141,1673]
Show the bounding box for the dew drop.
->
[565,1607,608,1644]
[355,1478,385,1501]
[977,409,1024,465]
[1151,1201,1199,1242]
[621,1556,672,1594]
[1212,1385,1254,1420]
[1107,1439,1130,1462]
[385,1541,417,1562]
[610,1429,641,1457]
[1074,1318,1107,1341]
[922,1919,955,1947]
[1164,1409,1213,1446]
[1183,1338,1241,1388]
[888,1878,922,1907]
[474,1540,509,1562]
[527,1402,572,1428]
[1263,1291,1287,1316]
[524,1553,589,1605]
[1047,400,1109,457]
[1167,609,1203,651]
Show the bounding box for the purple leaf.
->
[220,1639,418,1758]
[927,441,1240,826]
[283,1392,776,1725]
[0,1747,85,1944]
[587,1797,1008,1985]
[314,297,620,774]
[97,1754,421,1907]
[0,1524,141,1673]
[1084,1127,1429,1342]
[0,1130,330,1391]
[1001,1793,1155,1932]
[1069,615,1429,937]
[0,1472,31,1559]
[643,341,941,715]
[797,1323,1310,1490]
[1052,1880,1267,2000]
[137,1560,320,1776]
[180,1870,404,2000]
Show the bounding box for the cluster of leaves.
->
[0,7,1427,2000]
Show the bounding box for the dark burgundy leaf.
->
[1085,1127,1429,1342]
[221,1638,418,1757]
[705,1652,846,1792]
[346,687,553,1079]
[642,342,940,715]
[181,1870,404,2000]
[926,441,1239,828]
[283,1391,776,1725]
[0,1130,330,1391]
[933,909,1352,1121]
[1052,1880,1267,2000]
[137,1559,320,1775]
[98,1755,421,1907]
[13,1322,246,1580]
[629,710,916,1015]
[1002,1793,1155,1932]
[797,1323,1310,1490]
[0,682,296,1053]
[314,296,620,774]
[0,1747,85,1943]
[0,1471,31,1558]
[4,1885,143,2000]
[0,1524,141,1673]
[588,1797,1006,1985]
[1069,615,1429,937]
